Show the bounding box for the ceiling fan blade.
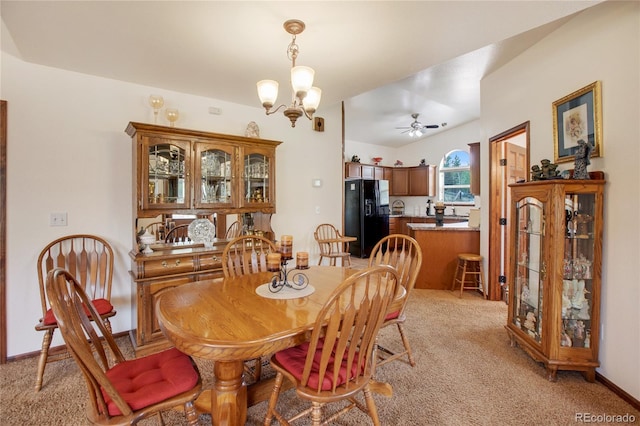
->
[423,124,439,129]
[395,127,411,130]
[400,129,412,134]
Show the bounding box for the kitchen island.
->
[408,222,480,290]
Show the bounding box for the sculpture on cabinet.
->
[573,139,592,179]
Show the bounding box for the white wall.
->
[1,48,344,356]
[481,1,639,399]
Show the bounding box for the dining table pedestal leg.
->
[211,360,247,426]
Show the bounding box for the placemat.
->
[256,283,315,300]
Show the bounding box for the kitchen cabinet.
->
[374,166,385,180]
[383,167,393,183]
[361,164,375,179]
[391,168,409,195]
[345,162,362,178]
[409,165,436,196]
[469,142,480,195]
[505,179,604,381]
[345,162,391,182]
[391,166,435,196]
[126,122,281,219]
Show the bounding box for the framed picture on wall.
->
[553,81,602,163]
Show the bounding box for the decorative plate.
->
[188,219,215,244]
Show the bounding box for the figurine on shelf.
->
[530,159,560,180]
[573,139,592,179]
[351,155,360,163]
[571,279,589,310]
[561,330,573,347]
[523,311,536,332]
[562,280,572,317]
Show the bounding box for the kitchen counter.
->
[408,224,480,290]
[389,214,469,221]
[407,222,477,231]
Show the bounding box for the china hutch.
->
[125,122,281,355]
[505,178,604,381]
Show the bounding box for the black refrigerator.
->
[344,179,390,258]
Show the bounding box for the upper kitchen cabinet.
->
[391,168,409,195]
[469,142,480,195]
[126,122,281,218]
[345,162,362,179]
[409,165,436,196]
[391,165,435,196]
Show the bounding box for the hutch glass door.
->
[512,196,545,344]
[196,146,234,208]
[243,152,271,205]
[562,192,596,349]
[147,142,188,209]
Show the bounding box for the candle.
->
[280,235,293,259]
[296,252,309,269]
[267,253,281,271]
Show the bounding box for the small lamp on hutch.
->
[256,19,322,127]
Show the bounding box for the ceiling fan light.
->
[415,129,423,137]
[257,80,279,108]
[291,66,314,99]
[303,87,322,113]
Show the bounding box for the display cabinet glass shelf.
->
[506,179,604,382]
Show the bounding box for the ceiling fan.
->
[396,113,439,137]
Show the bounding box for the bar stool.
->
[451,253,487,299]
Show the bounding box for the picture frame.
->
[553,81,602,163]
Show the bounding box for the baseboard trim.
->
[6,330,130,362]
[596,372,640,411]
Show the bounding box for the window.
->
[439,150,474,204]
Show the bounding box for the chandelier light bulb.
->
[257,80,279,108]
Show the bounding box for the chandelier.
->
[257,19,321,128]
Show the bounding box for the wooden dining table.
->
[155,265,363,426]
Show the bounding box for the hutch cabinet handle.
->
[161,259,181,268]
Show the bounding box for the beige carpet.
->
[1,289,638,425]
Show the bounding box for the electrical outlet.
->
[50,212,67,226]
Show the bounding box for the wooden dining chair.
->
[368,234,423,368]
[224,220,242,239]
[164,224,191,243]
[264,265,399,426]
[222,234,278,382]
[222,235,278,278]
[46,267,202,425]
[34,234,117,392]
[314,223,352,266]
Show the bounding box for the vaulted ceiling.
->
[1,1,602,146]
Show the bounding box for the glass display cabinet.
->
[506,179,605,382]
[125,122,281,355]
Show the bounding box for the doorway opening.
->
[488,122,529,302]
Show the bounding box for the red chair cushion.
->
[43,298,113,325]
[103,348,199,416]
[385,310,400,321]
[275,339,361,391]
